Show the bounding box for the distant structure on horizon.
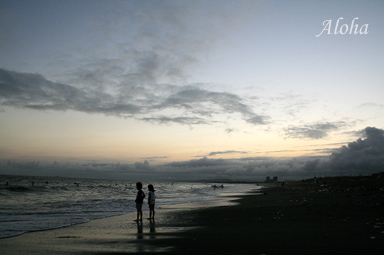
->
[265,176,278,183]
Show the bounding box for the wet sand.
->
[166,176,384,255]
[0,193,243,254]
[0,175,383,254]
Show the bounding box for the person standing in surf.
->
[147,184,156,220]
[135,182,145,221]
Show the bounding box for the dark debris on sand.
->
[131,174,383,255]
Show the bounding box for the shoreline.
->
[0,186,253,254]
[1,176,383,254]
[0,179,256,240]
[165,176,384,254]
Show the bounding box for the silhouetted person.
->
[134,182,145,221]
[147,184,156,220]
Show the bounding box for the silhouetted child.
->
[135,182,145,221]
[147,184,156,220]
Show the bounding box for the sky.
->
[0,0,383,181]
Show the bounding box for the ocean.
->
[0,175,257,239]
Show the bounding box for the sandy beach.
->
[1,175,383,254]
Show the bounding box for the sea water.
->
[0,175,256,239]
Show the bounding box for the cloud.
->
[0,68,266,126]
[1,2,270,128]
[2,127,383,180]
[140,116,210,125]
[150,88,267,125]
[284,121,347,139]
[141,156,168,161]
[0,156,323,181]
[358,103,384,109]
[0,68,138,114]
[206,151,248,157]
[225,128,234,134]
[134,160,153,171]
[160,156,332,181]
[192,150,250,159]
[246,115,268,125]
[2,160,158,180]
[150,127,384,180]
[270,92,312,118]
[328,127,384,174]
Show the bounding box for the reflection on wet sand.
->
[133,219,159,253]
[136,222,143,240]
[135,220,156,239]
[150,220,156,237]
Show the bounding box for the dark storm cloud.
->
[166,157,231,168]
[0,68,266,126]
[328,127,384,174]
[159,156,330,181]
[2,127,383,180]
[284,122,347,139]
[158,127,384,180]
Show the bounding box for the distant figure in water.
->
[147,184,156,220]
[134,182,145,222]
[32,181,35,187]
[74,182,79,187]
